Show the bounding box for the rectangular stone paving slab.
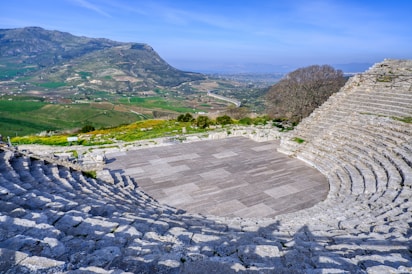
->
[105,137,328,218]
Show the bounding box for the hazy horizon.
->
[1,0,411,73]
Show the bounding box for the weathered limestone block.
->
[165,227,193,245]
[54,214,85,235]
[180,258,248,274]
[72,217,119,240]
[89,204,116,217]
[213,241,238,257]
[113,224,143,241]
[0,200,20,213]
[24,223,63,242]
[85,246,122,267]
[68,265,132,274]
[41,237,67,258]
[124,237,162,257]
[62,236,96,257]
[0,186,9,195]
[17,255,66,273]
[9,207,27,218]
[0,247,29,271]
[237,244,283,267]
[0,216,36,236]
[190,233,221,244]
[367,265,400,274]
[150,219,170,234]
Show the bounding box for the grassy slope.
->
[0,95,202,137]
[119,96,197,113]
[0,100,142,137]
[11,119,209,146]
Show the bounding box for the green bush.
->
[196,115,210,129]
[292,137,305,144]
[80,124,95,133]
[216,115,233,125]
[82,170,97,179]
[67,150,79,158]
[238,117,253,125]
[177,113,194,122]
[252,115,270,125]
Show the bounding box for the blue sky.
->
[1,0,412,73]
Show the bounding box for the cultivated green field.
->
[119,96,198,113]
[0,64,37,80]
[0,100,142,137]
[0,95,206,137]
[37,82,67,88]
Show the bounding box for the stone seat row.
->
[320,132,402,199]
[354,89,412,101]
[285,104,412,154]
[274,59,412,272]
[0,150,182,222]
[290,117,410,197]
[285,140,411,243]
[307,118,409,194]
[308,131,411,196]
[1,149,308,272]
[346,95,412,111]
[0,154,151,221]
[339,99,412,117]
[1,137,412,272]
[17,155,143,205]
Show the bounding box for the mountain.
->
[0,27,204,94]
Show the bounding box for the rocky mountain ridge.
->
[0,26,204,94]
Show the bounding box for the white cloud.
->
[70,0,112,18]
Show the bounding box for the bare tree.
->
[266,65,346,122]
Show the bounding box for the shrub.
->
[67,150,79,158]
[216,115,233,125]
[292,137,305,144]
[177,113,194,122]
[196,115,210,129]
[252,116,270,125]
[80,124,95,133]
[238,117,253,125]
[82,170,97,179]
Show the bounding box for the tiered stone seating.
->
[1,59,412,273]
[276,59,412,271]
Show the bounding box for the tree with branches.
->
[266,65,346,122]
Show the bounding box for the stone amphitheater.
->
[1,59,411,273]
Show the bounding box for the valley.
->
[0,27,275,137]
[0,76,270,137]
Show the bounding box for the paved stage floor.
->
[105,137,328,218]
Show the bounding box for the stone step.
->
[338,101,412,117]
[354,91,412,103]
[344,93,412,110]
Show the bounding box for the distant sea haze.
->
[174,62,373,74]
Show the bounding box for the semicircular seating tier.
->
[1,59,412,273]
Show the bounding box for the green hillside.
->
[0,100,142,137]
